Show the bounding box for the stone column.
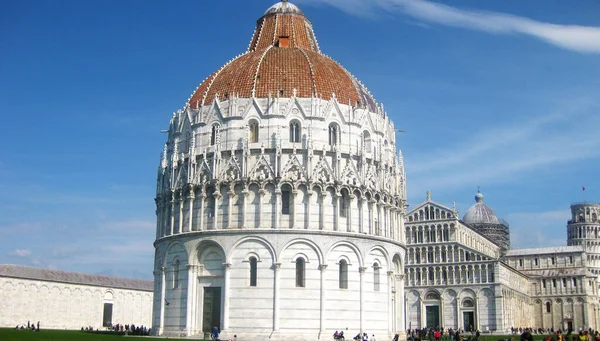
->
[456,296,461,330]
[292,190,298,229]
[258,189,265,228]
[475,296,480,330]
[222,263,231,330]
[387,270,394,334]
[360,266,368,334]
[198,189,206,231]
[319,264,328,335]
[396,274,406,335]
[274,189,281,229]
[213,191,221,230]
[162,197,169,236]
[306,190,313,229]
[359,197,365,233]
[320,193,326,230]
[170,193,176,235]
[187,187,195,233]
[573,300,578,331]
[227,189,235,229]
[160,266,166,335]
[369,200,375,234]
[155,199,163,239]
[561,300,565,330]
[178,192,184,233]
[584,299,589,329]
[348,194,355,232]
[273,263,282,331]
[333,192,340,231]
[494,288,505,332]
[186,265,198,336]
[241,188,249,228]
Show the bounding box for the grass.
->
[0,328,188,341]
[0,329,570,341]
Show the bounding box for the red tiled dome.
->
[188,1,377,111]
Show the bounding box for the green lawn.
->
[0,329,571,341]
[0,328,195,341]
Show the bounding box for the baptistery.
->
[152,1,407,340]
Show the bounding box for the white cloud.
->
[298,0,600,53]
[10,249,32,257]
[506,209,570,249]
[406,96,600,193]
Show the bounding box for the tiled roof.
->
[505,246,584,257]
[520,268,586,277]
[188,2,378,111]
[0,264,153,292]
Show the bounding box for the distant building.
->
[404,192,600,333]
[0,264,153,330]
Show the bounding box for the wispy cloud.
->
[506,209,570,248]
[407,96,600,193]
[298,0,600,53]
[0,218,156,279]
[9,249,32,257]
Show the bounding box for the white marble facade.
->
[152,2,408,340]
[0,265,153,330]
[405,194,600,333]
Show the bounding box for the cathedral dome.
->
[462,190,501,225]
[187,0,377,111]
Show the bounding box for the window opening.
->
[329,123,339,146]
[296,258,305,287]
[250,257,258,287]
[211,124,219,146]
[373,263,380,291]
[249,121,259,143]
[339,260,348,289]
[289,121,300,142]
[281,189,290,215]
[173,259,180,289]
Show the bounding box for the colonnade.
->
[406,263,494,286]
[406,225,451,244]
[155,184,405,242]
[407,245,485,265]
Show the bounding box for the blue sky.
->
[1,0,599,279]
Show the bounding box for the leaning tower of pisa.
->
[567,202,600,275]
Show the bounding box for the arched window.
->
[339,192,347,218]
[295,258,305,287]
[339,260,348,289]
[211,124,219,146]
[546,302,551,313]
[172,259,180,289]
[373,264,381,291]
[363,131,371,152]
[249,120,259,143]
[593,213,598,223]
[329,123,339,146]
[289,121,301,143]
[249,256,258,287]
[281,185,291,215]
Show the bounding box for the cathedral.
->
[404,191,600,333]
